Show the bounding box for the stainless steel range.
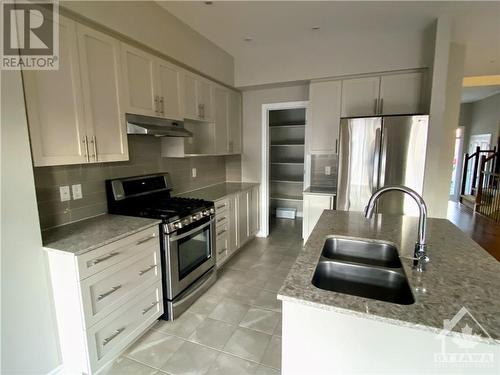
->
[106,173,216,320]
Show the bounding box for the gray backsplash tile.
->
[310,153,338,187]
[34,135,237,229]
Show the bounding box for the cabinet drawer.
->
[77,226,159,280]
[80,247,161,328]
[216,228,228,267]
[87,282,162,370]
[215,212,228,227]
[215,198,229,215]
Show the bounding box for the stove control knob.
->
[182,219,190,225]
[209,208,215,214]
[202,210,209,216]
[173,222,180,230]
[192,214,199,220]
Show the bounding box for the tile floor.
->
[102,218,303,375]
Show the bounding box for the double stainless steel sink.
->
[312,237,415,305]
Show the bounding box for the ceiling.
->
[158,1,500,80]
[461,85,500,103]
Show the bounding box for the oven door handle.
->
[169,220,212,242]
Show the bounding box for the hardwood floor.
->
[447,201,500,261]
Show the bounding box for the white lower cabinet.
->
[45,226,163,374]
[214,186,260,268]
[303,193,335,243]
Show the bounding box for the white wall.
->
[1,71,61,373]
[236,27,435,87]
[423,17,466,218]
[465,93,500,147]
[241,84,309,183]
[62,1,235,86]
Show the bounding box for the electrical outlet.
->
[325,166,331,175]
[72,184,83,200]
[192,168,197,178]
[59,186,70,202]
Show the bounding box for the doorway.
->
[261,101,308,237]
[449,127,465,201]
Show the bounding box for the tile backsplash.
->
[34,135,233,229]
[310,153,338,187]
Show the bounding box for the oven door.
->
[165,216,215,299]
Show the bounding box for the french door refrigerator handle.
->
[372,127,382,193]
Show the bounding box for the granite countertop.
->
[303,186,337,195]
[42,214,161,255]
[176,182,260,201]
[278,210,500,344]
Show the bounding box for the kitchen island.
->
[278,210,500,374]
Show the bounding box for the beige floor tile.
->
[261,336,282,369]
[255,365,281,375]
[223,327,272,362]
[253,290,282,312]
[208,298,249,325]
[206,353,259,375]
[188,318,236,350]
[188,293,222,316]
[263,276,286,292]
[160,341,219,375]
[226,285,262,305]
[239,307,280,335]
[100,357,157,375]
[153,312,205,339]
[125,330,184,369]
[274,317,282,337]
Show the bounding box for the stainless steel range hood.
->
[126,113,193,137]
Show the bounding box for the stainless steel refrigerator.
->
[337,115,429,215]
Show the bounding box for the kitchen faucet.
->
[364,185,429,272]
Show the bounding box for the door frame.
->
[260,101,309,237]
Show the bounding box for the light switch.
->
[59,186,70,202]
[72,184,83,200]
[325,166,331,175]
[192,168,197,178]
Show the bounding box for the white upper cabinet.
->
[379,72,423,115]
[183,73,214,122]
[341,76,380,118]
[24,16,128,166]
[228,90,242,154]
[309,80,342,154]
[157,60,183,120]
[198,80,214,121]
[23,16,88,166]
[214,86,229,154]
[121,44,157,117]
[340,72,424,117]
[77,24,128,162]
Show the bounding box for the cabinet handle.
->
[102,327,125,346]
[217,247,227,255]
[216,217,225,223]
[91,135,97,162]
[142,301,159,315]
[139,264,157,276]
[82,136,90,163]
[154,95,159,115]
[216,204,226,210]
[379,98,384,114]
[91,252,119,266]
[159,96,164,116]
[335,139,338,154]
[217,229,227,236]
[136,233,156,245]
[373,98,378,114]
[197,104,202,118]
[97,285,122,301]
